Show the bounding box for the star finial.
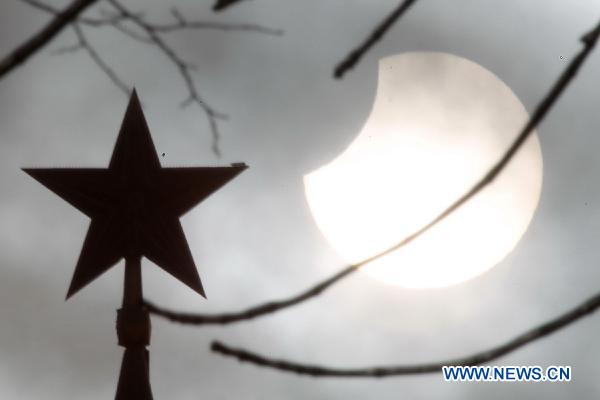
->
[24,90,247,299]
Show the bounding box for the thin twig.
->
[106,0,226,156]
[102,16,154,44]
[143,266,356,325]
[19,0,60,15]
[213,0,249,12]
[145,18,600,325]
[72,23,129,95]
[94,6,282,42]
[18,0,281,156]
[334,0,418,79]
[153,20,282,35]
[51,42,84,55]
[211,289,600,377]
[151,8,282,35]
[0,0,100,78]
[114,0,224,155]
[105,0,281,156]
[19,0,127,27]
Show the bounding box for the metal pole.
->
[115,256,153,399]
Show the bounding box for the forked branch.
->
[14,0,281,156]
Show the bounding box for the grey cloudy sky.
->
[0,0,599,398]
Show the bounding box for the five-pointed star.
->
[24,90,246,299]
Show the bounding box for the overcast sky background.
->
[1,0,599,398]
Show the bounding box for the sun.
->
[304,52,543,289]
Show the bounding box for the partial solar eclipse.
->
[304,52,543,288]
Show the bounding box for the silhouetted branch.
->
[50,42,84,56]
[72,23,129,95]
[151,7,283,35]
[19,0,64,16]
[106,20,154,44]
[0,0,100,78]
[213,0,249,12]
[107,0,228,156]
[211,0,416,75]
[146,18,600,326]
[334,0,418,79]
[106,0,281,156]
[18,0,281,156]
[19,0,128,27]
[212,289,600,377]
[106,1,280,157]
[144,266,356,325]
[49,23,129,93]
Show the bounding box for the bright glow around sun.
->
[304,52,543,289]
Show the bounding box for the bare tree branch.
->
[212,0,415,74]
[47,22,131,96]
[334,0,418,79]
[105,19,154,44]
[104,1,281,156]
[145,18,600,326]
[72,23,129,95]
[151,7,283,35]
[107,0,228,156]
[19,0,127,27]
[0,0,100,78]
[154,20,281,35]
[19,0,61,15]
[211,289,600,377]
[92,6,283,41]
[17,0,281,156]
[213,0,249,12]
[50,42,84,55]
[143,266,356,325]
